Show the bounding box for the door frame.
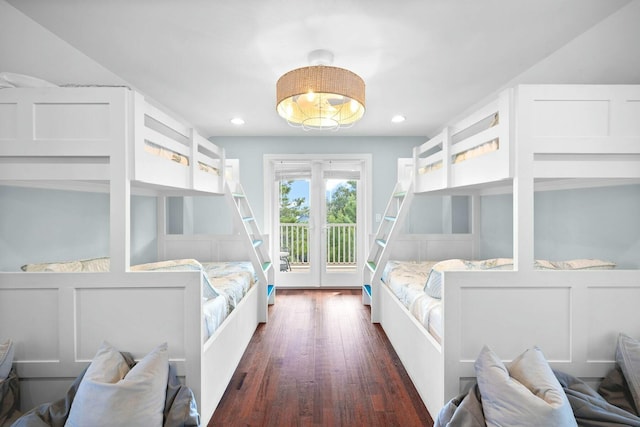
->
[263,153,372,288]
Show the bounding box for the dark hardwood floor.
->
[208,289,434,426]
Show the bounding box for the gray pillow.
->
[475,345,577,427]
[616,333,640,412]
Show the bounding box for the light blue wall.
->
[534,184,640,268]
[479,193,513,259]
[213,136,424,234]
[405,195,471,234]
[167,196,233,235]
[2,174,637,271]
[479,184,640,268]
[130,195,158,266]
[0,186,157,271]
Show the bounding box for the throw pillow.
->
[65,341,168,427]
[475,345,577,427]
[616,333,640,412]
[424,259,468,299]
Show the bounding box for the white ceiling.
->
[5,0,632,138]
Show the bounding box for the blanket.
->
[0,368,20,427]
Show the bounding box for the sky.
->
[284,179,346,208]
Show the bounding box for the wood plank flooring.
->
[208,289,433,426]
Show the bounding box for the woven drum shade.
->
[276,65,365,130]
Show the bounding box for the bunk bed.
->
[364,84,640,418]
[0,85,274,422]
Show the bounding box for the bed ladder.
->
[227,183,275,322]
[363,180,414,321]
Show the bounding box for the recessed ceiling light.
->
[230,117,245,125]
[391,115,406,123]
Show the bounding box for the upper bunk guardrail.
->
[134,92,225,193]
[0,86,227,193]
[413,85,640,195]
[413,89,512,193]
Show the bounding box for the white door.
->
[265,155,370,288]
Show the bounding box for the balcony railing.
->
[280,223,357,267]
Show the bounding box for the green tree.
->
[279,180,309,263]
[279,180,309,223]
[327,180,356,223]
[326,181,357,264]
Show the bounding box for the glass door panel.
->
[271,156,367,288]
[320,175,360,286]
[279,177,311,275]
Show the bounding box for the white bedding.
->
[201,261,256,313]
[382,260,443,343]
[202,295,229,340]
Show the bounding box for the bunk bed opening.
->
[365,84,640,419]
[0,85,272,422]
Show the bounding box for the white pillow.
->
[475,345,577,427]
[424,259,468,299]
[21,260,83,272]
[616,333,640,412]
[65,341,169,427]
[0,339,14,380]
[80,257,110,272]
[553,258,616,270]
[132,258,220,300]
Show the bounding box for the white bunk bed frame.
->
[0,86,271,422]
[372,84,640,417]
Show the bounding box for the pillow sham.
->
[477,257,513,270]
[79,257,110,272]
[21,260,83,272]
[21,257,111,272]
[475,345,577,427]
[534,259,557,270]
[65,341,168,427]
[423,259,468,299]
[130,258,203,272]
[616,333,640,413]
[553,258,616,270]
[0,339,14,380]
[424,258,516,299]
[131,258,220,300]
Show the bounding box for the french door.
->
[264,155,370,288]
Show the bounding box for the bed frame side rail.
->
[442,269,640,403]
[0,270,205,413]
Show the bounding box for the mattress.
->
[143,140,219,176]
[201,261,256,313]
[381,260,442,343]
[417,139,500,176]
[202,295,229,341]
